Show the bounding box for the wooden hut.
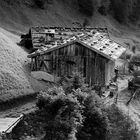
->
[28,27,126,86]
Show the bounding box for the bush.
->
[19,29,33,50]
[36,87,65,110]
[77,0,94,16]
[36,87,84,140]
[37,72,109,140]
[110,0,128,23]
[58,70,88,94]
[106,105,138,140]
[77,94,109,140]
[98,6,107,16]
[98,0,110,15]
[36,84,108,140]
[34,0,45,9]
[83,18,90,27]
[128,0,140,23]
[35,73,138,140]
[109,0,140,23]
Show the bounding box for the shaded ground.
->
[0,100,36,118]
[104,74,140,138]
[117,79,140,134]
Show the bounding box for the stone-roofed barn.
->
[28,27,126,86]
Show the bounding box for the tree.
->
[19,29,33,50]
[36,81,108,140]
[110,0,128,23]
[98,0,111,16]
[34,0,45,9]
[128,0,140,23]
[106,105,138,140]
[77,93,109,140]
[36,87,84,140]
[58,70,88,94]
[77,0,94,16]
[83,18,90,27]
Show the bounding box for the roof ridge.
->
[28,27,126,61]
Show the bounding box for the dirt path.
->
[116,77,140,134]
[0,100,36,118]
[103,75,140,134]
[118,102,140,129]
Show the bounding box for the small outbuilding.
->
[28,27,126,86]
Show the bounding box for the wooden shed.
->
[28,27,126,86]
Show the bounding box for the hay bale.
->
[31,71,56,82]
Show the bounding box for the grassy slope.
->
[0,27,50,102]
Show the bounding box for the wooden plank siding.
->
[31,42,113,86]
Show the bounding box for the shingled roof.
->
[28,27,126,61]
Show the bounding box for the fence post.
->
[114,92,118,104]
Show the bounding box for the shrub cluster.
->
[19,29,33,50]
[33,0,45,9]
[106,105,138,140]
[36,72,109,140]
[98,0,110,16]
[128,0,140,23]
[37,87,108,140]
[77,0,94,16]
[109,0,140,23]
[36,72,138,140]
[11,72,138,140]
[109,0,128,23]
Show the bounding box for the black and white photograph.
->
[0,0,140,139]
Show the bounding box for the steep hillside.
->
[0,27,49,101]
[0,27,32,100]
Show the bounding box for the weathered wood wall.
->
[31,42,112,86]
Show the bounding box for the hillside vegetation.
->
[0,1,140,139]
[11,74,138,140]
[1,0,140,33]
[0,27,51,102]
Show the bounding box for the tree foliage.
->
[36,72,109,140]
[36,72,138,140]
[98,0,111,16]
[19,29,33,50]
[37,87,84,140]
[128,0,140,23]
[34,0,45,9]
[58,70,88,94]
[77,0,95,16]
[37,88,109,140]
[106,105,138,140]
[110,0,128,23]
[77,94,109,140]
[109,0,140,23]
